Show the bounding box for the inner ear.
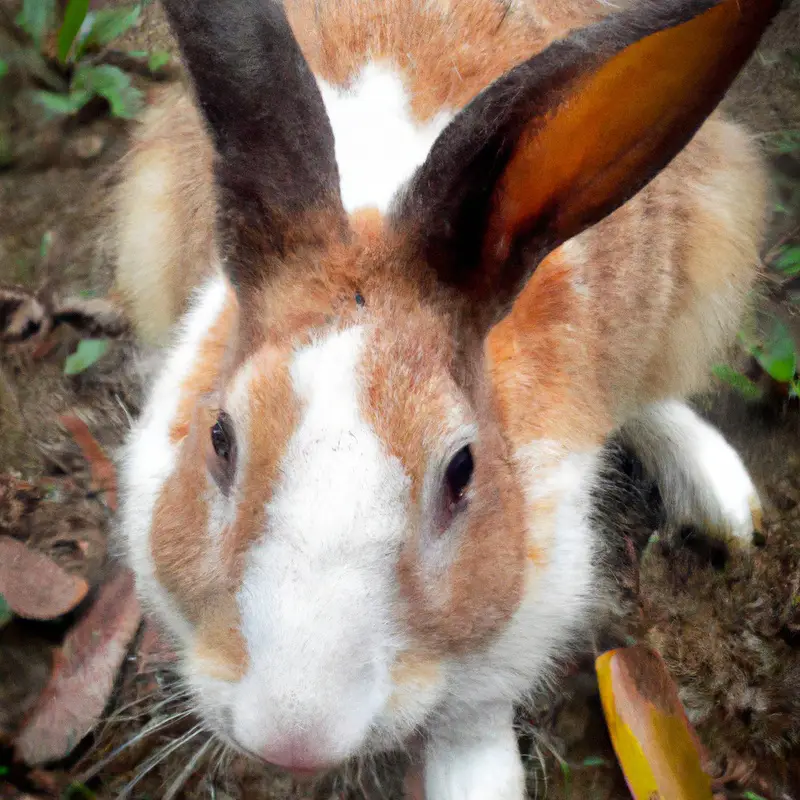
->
[393,0,779,331]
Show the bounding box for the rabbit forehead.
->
[264,324,412,556]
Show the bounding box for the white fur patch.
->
[119,275,229,641]
[424,704,524,800]
[620,400,761,542]
[318,63,452,213]
[231,325,412,764]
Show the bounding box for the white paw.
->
[670,419,762,547]
[423,708,525,800]
[623,401,763,549]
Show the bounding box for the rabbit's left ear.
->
[393,0,780,331]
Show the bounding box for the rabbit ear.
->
[162,0,345,294]
[393,0,779,332]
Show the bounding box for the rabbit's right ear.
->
[394,0,780,334]
[161,0,345,296]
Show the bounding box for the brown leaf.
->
[58,415,117,511]
[0,474,42,533]
[0,536,89,620]
[14,568,142,765]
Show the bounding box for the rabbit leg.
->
[619,399,762,547]
[423,703,524,800]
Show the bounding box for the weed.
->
[0,592,11,628]
[63,782,97,800]
[713,315,799,401]
[1,0,171,123]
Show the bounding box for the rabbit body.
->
[116,1,774,796]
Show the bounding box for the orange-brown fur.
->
[284,0,606,121]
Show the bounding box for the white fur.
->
[230,326,413,765]
[119,274,228,641]
[318,63,452,213]
[424,704,525,800]
[620,400,760,543]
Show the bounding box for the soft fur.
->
[114,0,778,797]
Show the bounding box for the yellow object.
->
[596,646,714,800]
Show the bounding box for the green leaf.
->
[581,756,609,767]
[753,319,798,384]
[16,0,56,49]
[560,760,572,799]
[147,51,170,71]
[64,782,97,800]
[0,764,9,777]
[57,0,90,63]
[32,88,93,116]
[0,593,11,629]
[775,245,800,277]
[0,59,8,79]
[76,5,141,57]
[742,793,769,800]
[711,364,763,401]
[73,64,143,119]
[64,338,110,375]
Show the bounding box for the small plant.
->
[775,244,800,280]
[713,316,799,403]
[1,0,171,122]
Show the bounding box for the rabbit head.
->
[121,0,778,773]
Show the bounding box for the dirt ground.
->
[1,1,800,799]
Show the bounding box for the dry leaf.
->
[0,536,89,620]
[58,415,117,511]
[0,474,42,533]
[14,568,142,765]
[596,645,713,800]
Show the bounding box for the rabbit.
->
[115,0,780,797]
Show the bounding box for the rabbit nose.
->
[258,738,333,775]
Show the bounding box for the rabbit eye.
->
[210,412,235,462]
[208,412,236,493]
[445,445,474,505]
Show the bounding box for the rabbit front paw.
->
[422,705,525,800]
[621,400,763,549]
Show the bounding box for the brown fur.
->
[284,0,604,121]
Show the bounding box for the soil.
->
[1,1,799,799]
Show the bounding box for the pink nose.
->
[258,739,332,775]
